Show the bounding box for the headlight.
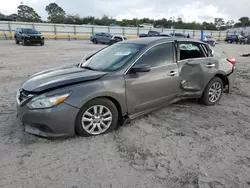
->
[27,92,71,109]
[24,35,30,38]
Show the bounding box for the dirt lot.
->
[0,40,250,188]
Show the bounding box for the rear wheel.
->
[93,38,97,44]
[200,77,223,105]
[75,98,118,137]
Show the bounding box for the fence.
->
[0,21,228,41]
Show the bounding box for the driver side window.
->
[136,43,174,68]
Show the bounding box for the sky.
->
[0,0,249,23]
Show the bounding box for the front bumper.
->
[16,102,79,138]
[24,37,44,44]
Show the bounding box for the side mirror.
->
[131,64,151,73]
[211,49,215,56]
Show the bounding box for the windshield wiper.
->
[81,66,98,71]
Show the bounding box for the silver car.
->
[16,37,236,137]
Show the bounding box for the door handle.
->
[168,71,177,76]
[206,63,215,68]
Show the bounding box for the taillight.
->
[226,58,236,67]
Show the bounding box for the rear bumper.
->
[227,68,236,93]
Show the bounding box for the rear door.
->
[125,42,179,115]
[177,41,218,93]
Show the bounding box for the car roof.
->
[121,37,208,46]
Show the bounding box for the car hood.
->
[22,65,107,93]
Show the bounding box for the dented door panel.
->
[177,57,220,96]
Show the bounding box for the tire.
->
[75,98,119,137]
[22,38,26,46]
[109,40,115,45]
[93,38,97,44]
[15,38,19,44]
[200,77,223,105]
[40,42,44,46]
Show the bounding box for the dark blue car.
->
[225,35,240,43]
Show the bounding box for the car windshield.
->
[22,29,39,34]
[81,43,145,71]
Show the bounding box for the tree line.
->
[0,2,250,31]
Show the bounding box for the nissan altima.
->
[16,37,236,137]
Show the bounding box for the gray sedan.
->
[16,37,236,137]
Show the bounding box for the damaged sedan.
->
[16,37,236,137]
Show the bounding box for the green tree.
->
[202,22,217,30]
[238,17,250,26]
[214,18,225,29]
[45,3,66,23]
[65,14,83,24]
[17,4,42,22]
[0,12,4,18]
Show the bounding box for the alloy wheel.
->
[81,105,112,135]
[208,82,222,103]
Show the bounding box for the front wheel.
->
[22,38,26,46]
[15,38,19,44]
[75,98,118,137]
[200,77,223,105]
[40,42,44,46]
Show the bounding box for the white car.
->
[110,35,127,45]
[203,35,218,47]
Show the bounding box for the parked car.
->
[90,32,126,45]
[109,35,127,45]
[139,31,169,38]
[169,33,188,38]
[90,32,112,44]
[203,35,218,47]
[14,28,44,46]
[225,35,242,43]
[16,37,236,137]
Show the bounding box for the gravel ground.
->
[0,40,250,188]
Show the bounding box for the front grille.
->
[30,36,41,39]
[17,89,34,105]
[19,89,30,102]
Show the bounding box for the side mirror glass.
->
[131,64,151,73]
[211,49,215,56]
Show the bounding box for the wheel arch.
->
[214,73,229,90]
[77,94,126,117]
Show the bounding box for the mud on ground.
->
[0,40,250,188]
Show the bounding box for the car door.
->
[16,28,21,40]
[95,33,103,43]
[124,42,179,115]
[103,33,111,43]
[177,41,218,93]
